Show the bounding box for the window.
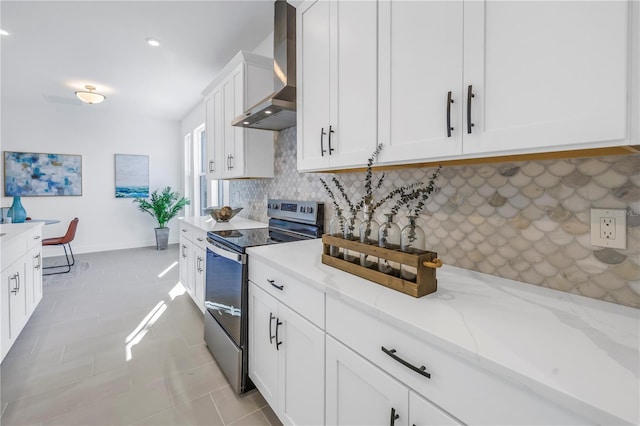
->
[183,123,225,217]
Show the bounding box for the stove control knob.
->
[307,207,313,214]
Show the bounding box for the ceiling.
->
[0,1,284,121]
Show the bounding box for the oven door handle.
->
[206,238,245,264]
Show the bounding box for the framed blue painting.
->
[114,154,149,198]
[4,151,82,196]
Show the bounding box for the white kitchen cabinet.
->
[179,236,193,295]
[326,335,409,426]
[462,0,629,156]
[298,1,633,170]
[204,51,275,180]
[179,222,206,312]
[326,295,590,425]
[1,223,43,361]
[248,273,325,425]
[377,1,464,164]
[297,0,377,172]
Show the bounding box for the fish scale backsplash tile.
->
[231,128,640,308]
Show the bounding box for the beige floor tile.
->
[261,404,283,426]
[211,386,268,425]
[166,361,229,406]
[42,380,172,426]
[1,356,93,403]
[133,394,224,426]
[229,410,271,426]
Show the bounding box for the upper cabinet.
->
[297,0,635,172]
[204,51,275,180]
[297,0,378,172]
[461,0,629,156]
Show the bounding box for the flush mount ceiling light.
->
[75,85,106,104]
[0,29,10,36]
[146,37,160,47]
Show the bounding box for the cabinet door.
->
[463,1,628,155]
[223,64,245,178]
[378,0,463,164]
[278,303,325,426]
[248,283,280,409]
[329,0,377,169]
[297,0,331,171]
[179,238,192,294]
[326,336,408,426]
[205,90,223,180]
[409,392,462,426]
[3,261,27,346]
[193,245,205,313]
[25,246,43,315]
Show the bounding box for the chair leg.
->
[43,243,74,275]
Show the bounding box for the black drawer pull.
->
[269,312,276,344]
[328,125,335,154]
[446,91,454,137]
[275,318,283,350]
[381,346,431,379]
[390,407,399,426]
[267,279,284,291]
[320,127,327,156]
[467,84,475,134]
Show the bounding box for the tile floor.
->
[1,245,280,426]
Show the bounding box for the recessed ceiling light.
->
[0,29,10,36]
[146,38,160,47]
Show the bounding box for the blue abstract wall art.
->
[115,154,149,198]
[4,151,82,196]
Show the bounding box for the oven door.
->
[205,238,246,347]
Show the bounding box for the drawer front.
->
[179,222,206,250]
[27,226,42,250]
[326,296,589,425]
[249,257,324,329]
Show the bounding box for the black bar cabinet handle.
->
[267,279,284,291]
[390,407,399,426]
[467,85,475,134]
[320,128,327,156]
[328,125,335,154]
[269,312,276,344]
[275,318,283,350]
[381,346,431,379]
[446,91,454,137]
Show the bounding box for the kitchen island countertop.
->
[247,238,639,425]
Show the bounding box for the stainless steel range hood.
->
[232,0,296,131]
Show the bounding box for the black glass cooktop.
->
[208,228,274,252]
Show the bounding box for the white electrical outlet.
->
[591,208,626,249]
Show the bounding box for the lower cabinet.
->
[326,335,461,426]
[1,223,43,361]
[249,282,325,425]
[178,222,207,313]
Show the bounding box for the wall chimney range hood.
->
[232,0,296,131]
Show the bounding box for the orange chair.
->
[42,218,79,275]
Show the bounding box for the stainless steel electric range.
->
[203,199,324,394]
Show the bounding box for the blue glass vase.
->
[7,196,27,223]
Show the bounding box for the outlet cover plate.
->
[591,208,627,249]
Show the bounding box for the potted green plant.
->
[133,186,190,250]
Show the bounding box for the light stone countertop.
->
[179,216,268,232]
[0,221,43,243]
[247,238,640,425]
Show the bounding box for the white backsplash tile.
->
[230,127,640,308]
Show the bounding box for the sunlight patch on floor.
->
[158,261,178,278]
[125,300,167,361]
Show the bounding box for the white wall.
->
[1,103,181,255]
